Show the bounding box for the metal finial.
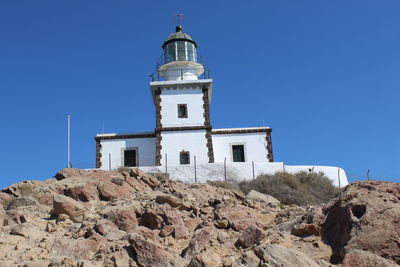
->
[176,25,183,32]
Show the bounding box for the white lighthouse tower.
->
[150,25,214,166]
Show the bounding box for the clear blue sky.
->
[0,1,399,188]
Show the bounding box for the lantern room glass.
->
[164,41,197,64]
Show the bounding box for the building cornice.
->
[212,127,271,135]
[95,132,156,141]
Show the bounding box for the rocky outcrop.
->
[0,169,398,266]
[322,181,400,264]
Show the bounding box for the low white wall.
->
[100,138,156,170]
[212,132,269,163]
[140,162,349,187]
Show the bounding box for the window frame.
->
[177,104,188,118]
[121,147,138,167]
[230,143,246,162]
[180,151,190,165]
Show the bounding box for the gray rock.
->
[7,195,39,210]
[254,244,320,267]
[246,190,280,206]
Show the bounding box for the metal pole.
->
[194,156,197,183]
[181,69,183,80]
[67,115,71,168]
[252,161,255,180]
[109,153,111,171]
[165,154,168,174]
[283,163,285,173]
[338,168,341,188]
[367,169,370,181]
[224,157,227,182]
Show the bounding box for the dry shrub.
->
[239,171,340,206]
[207,180,242,192]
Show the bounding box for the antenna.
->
[67,115,71,168]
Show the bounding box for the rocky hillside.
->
[0,168,399,267]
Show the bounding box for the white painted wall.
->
[160,87,205,127]
[100,138,156,170]
[212,132,269,163]
[160,130,209,165]
[140,162,349,187]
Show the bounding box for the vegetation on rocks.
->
[239,171,341,205]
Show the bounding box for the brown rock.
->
[160,225,174,237]
[215,205,258,231]
[140,209,164,230]
[0,192,13,207]
[232,250,260,267]
[156,194,183,208]
[64,184,100,202]
[111,250,131,267]
[94,220,125,240]
[129,234,185,267]
[50,238,100,261]
[0,204,5,226]
[97,181,130,201]
[53,195,85,223]
[188,251,222,267]
[182,226,216,257]
[341,249,398,267]
[55,168,91,180]
[129,168,161,189]
[237,225,264,248]
[174,222,190,239]
[185,217,202,233]
[322,181,400,264]
[292,223,321,237]
[111,208,138,231]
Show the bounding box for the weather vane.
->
[174,13,185,25]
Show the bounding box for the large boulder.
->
[321,181,400,264]
[64,184,100,202]
[215,205,259,231]
[341,249,399,267]
[236,225,264,248]
[253,244,320,267]
[7,195,39,210]
[52,195,85,222]
[129,234,185,267]
[55,168,91,180]
[246,190,280,206]
[182,226,216,257]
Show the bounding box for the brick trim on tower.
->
[203,87,214,163]
[95,139,102,168]
[266,130,274,162]
[154,88,162,166]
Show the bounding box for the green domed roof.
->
[162,26,198,48]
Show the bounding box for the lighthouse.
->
[150,25,214,166]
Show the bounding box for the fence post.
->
[109,153,111,171]
[252,161,255,180]
[224,157,227,183]
[165,154,168,174]
[283,163,285,173]
[338,168,341,188]
[194,156,197,183]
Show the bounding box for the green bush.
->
[239,171,340,206]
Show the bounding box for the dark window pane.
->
[232,145,245,162]
[124,150,137,167]
[165,43,175,63]
[187,43,195,62]
[177,41,186,61]
[180,151,190,165]
[178,104,187,118]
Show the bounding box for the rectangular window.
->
[180,151,190,165]
[232,145,245,162]
[177,104,188,118]
[124,149,137,167]
[177,41,186,61]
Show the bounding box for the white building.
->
[95,26,348,187]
